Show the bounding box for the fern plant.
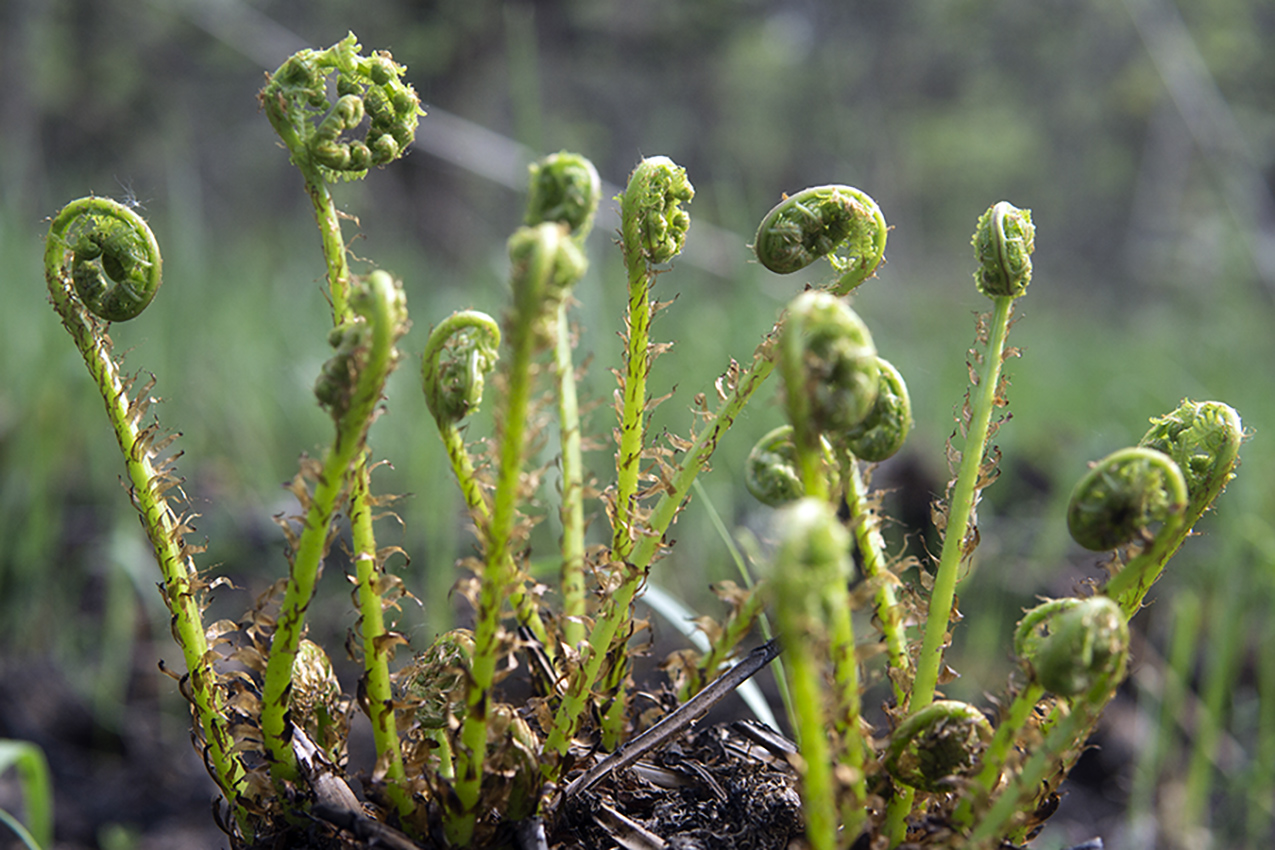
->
[41,33,1243,850]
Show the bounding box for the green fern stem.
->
[449,224,578,845]
[969,667,1124,845]
[786,626,838,850]
[349,458,413,818]
[611,156,693,560]
[843,457,910,706]
[44,199,249,826]
[910,293,1015,713]
[555,303,588,648]
[542,297,778,778]
[260,271,404,783]
[825,582,867,840]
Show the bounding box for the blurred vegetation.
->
[1,0,1273,847]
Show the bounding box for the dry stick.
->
[559,638,781,800]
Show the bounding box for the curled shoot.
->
[526,150,602,240]
[843,356,913,463]
[972,201,1035,299]
[885,700,994,793]
[1014,596,1129,698]
[613,156,694,558]
[450,223,584,846]
[259,31,423,183]
[422,311,502,430]
[910,201,1034,716]
[745,425,804,507]
[753,184,887,295]
[778,290,879,500]
[1067,446,1187,553]
[524,151,602,646]
[47,197,162,322]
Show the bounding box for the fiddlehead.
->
[753,185,887,295]
[843,356,913,462]
[43,198,250,830]
[1066,446,1187,553]
[621,155,694,264]
[778,290,879,498]
[613,156,694,558]
[259,32,423,183]
[972,201,1035,300]
[909,200,1035,719]
[1014,596,1129,697]
[745,425,804,507]
[46,197,162,321]
[525,150,602,239]
[1138,399,1243,516]
[422,310,502,428]
[885,700,994,793]
[451,223,583,845]
[260,271,407,784]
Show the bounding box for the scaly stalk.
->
[44,198,249,829]
[449,224,583,846]
[259,272,406,783]
[911,202,1034,713]
[350,458,413,818]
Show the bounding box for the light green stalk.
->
[349,460,413,818]
[523,151,602,650]
[448,224,582,846]
[44,199,249,829]
[910,293,1014,712]
[259,33,423,801]
[555,303,588,648]
[259,271,405,783]
[843,459,909,706]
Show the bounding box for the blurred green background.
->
[1,1,1273,848]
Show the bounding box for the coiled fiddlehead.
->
[260,32,423,183]
[260,271,407,784]
[843,356,913,462]
[745,425,804,507]
[1014,596,1129,697]
[422,311,502,429]
[908,201,1036,727]
[972,201,1035,300]
[526,151,602,239]
[1066,446,1187,552]
[524,151,602,647]
[622,155,694,264]
[46,197,162,321]
[885,700,994,793]
[753,185,887,296]
[778,290,879,498]
[1138,399,1243,517]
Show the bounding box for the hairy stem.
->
[843,458,909,706]
[350,459,412,818]
[260,272,402,784]
[44,200,249,828]
[911,295,1015,712]
[555,303,588,649]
